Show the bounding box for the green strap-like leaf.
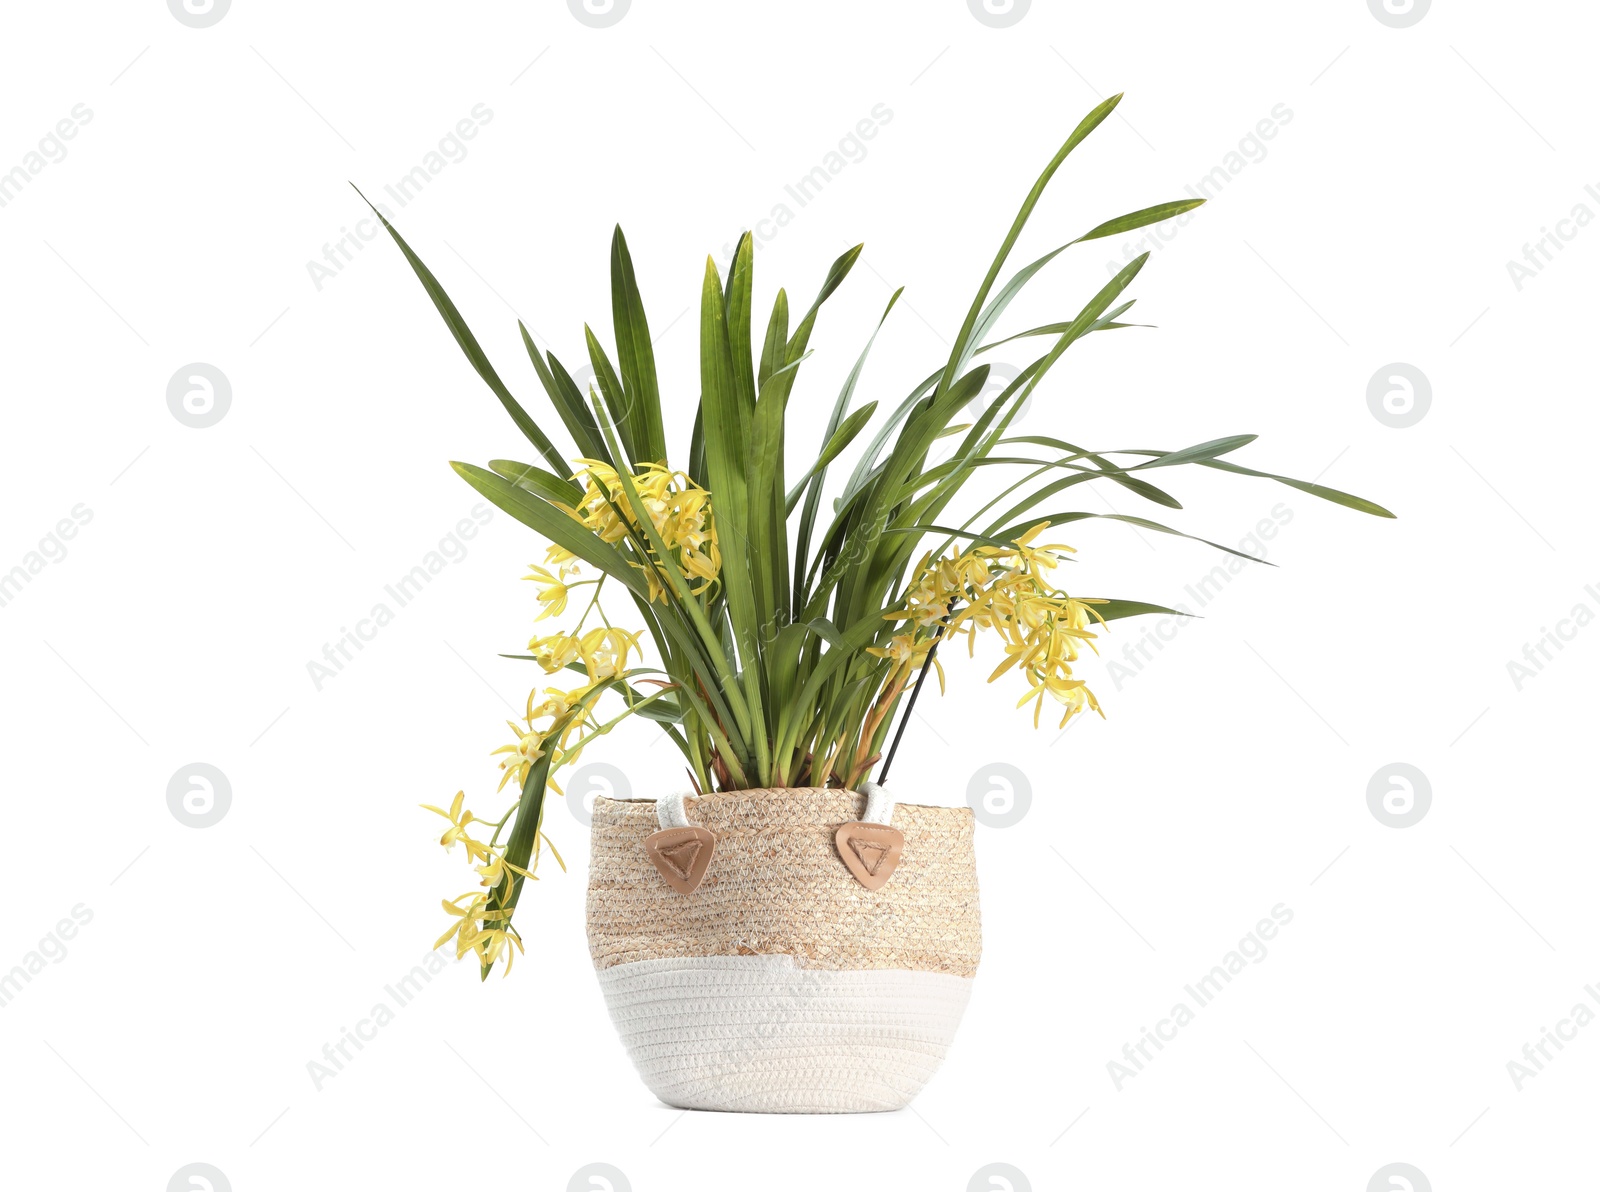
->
[1076,199,1206,243]
[791,285,901,608]
[583,324,637,466]
[452,462,644,596]
[747,354,811,641]
[787,401,878,514]
[688,402,706,488]
[1113,451,1398,518]
[960,201,1196,377]
[935,94,1123,401]
[355,185,570,477]
[724,233,757,422]
[1133,434,1258,470]
[1001,435,1182,508]
[976,301,1145,353]
[892,255,1154,593]
[1195,459,1397,517]
[543,347,613,468]
[1086,598,1191,622]
[991,511,1274,563]
[777,243,863,406]
[609,226,668,463]
[758,288,790,390]
[488,459,582,504]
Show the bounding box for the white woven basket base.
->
[596,954,973,1113]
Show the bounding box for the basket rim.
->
[592,787,974,817]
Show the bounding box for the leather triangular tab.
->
[835,822,904,891]
[852,839,888,875]
[658,839,702,879]
[644,826,716,895]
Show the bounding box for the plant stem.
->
[876,609,957,785]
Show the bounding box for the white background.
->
[1,1,1595,1189]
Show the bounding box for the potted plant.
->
[376,94,1392,1114]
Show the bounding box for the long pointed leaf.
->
[488,459,582,504]
[583,324,637,465]
[758,288,789,390]
[542,347,613,468]
[1076,198,1205,243]
[609,226,667,463]
[787,401,878,513]
[936,93,1123,399]
[724,233,757,420]
[991,511,1273,563]
[356,185,569,476]
[452,462,644,596]
[1134,434,1257,470]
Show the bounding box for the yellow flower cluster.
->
[419,792,534,973]
[552,460,721,601]
[430,499,659,974]
[525,625,642,683]
[878,522,1106,729]
[489,627,639,796]
[435,892,521,972]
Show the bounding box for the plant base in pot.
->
[587,786,980,1113]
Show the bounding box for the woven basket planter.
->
[586,786,981,1113]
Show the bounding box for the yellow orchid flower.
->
[419,791,492,860]
[491,722,548,792]
[523,564,570,621]
[574,626,642,682]
[526,684,592,724]
[433,891,509,956]
[475,926,524,975]
[866,633,932,669]
[475,851,531,891]
[476,854,508,890]
[527,632,582,673]
[639,563,667,603]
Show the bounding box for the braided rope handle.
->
[858,781,897,826]
[655,789,695,829]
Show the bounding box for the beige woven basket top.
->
[586,787,981,977]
